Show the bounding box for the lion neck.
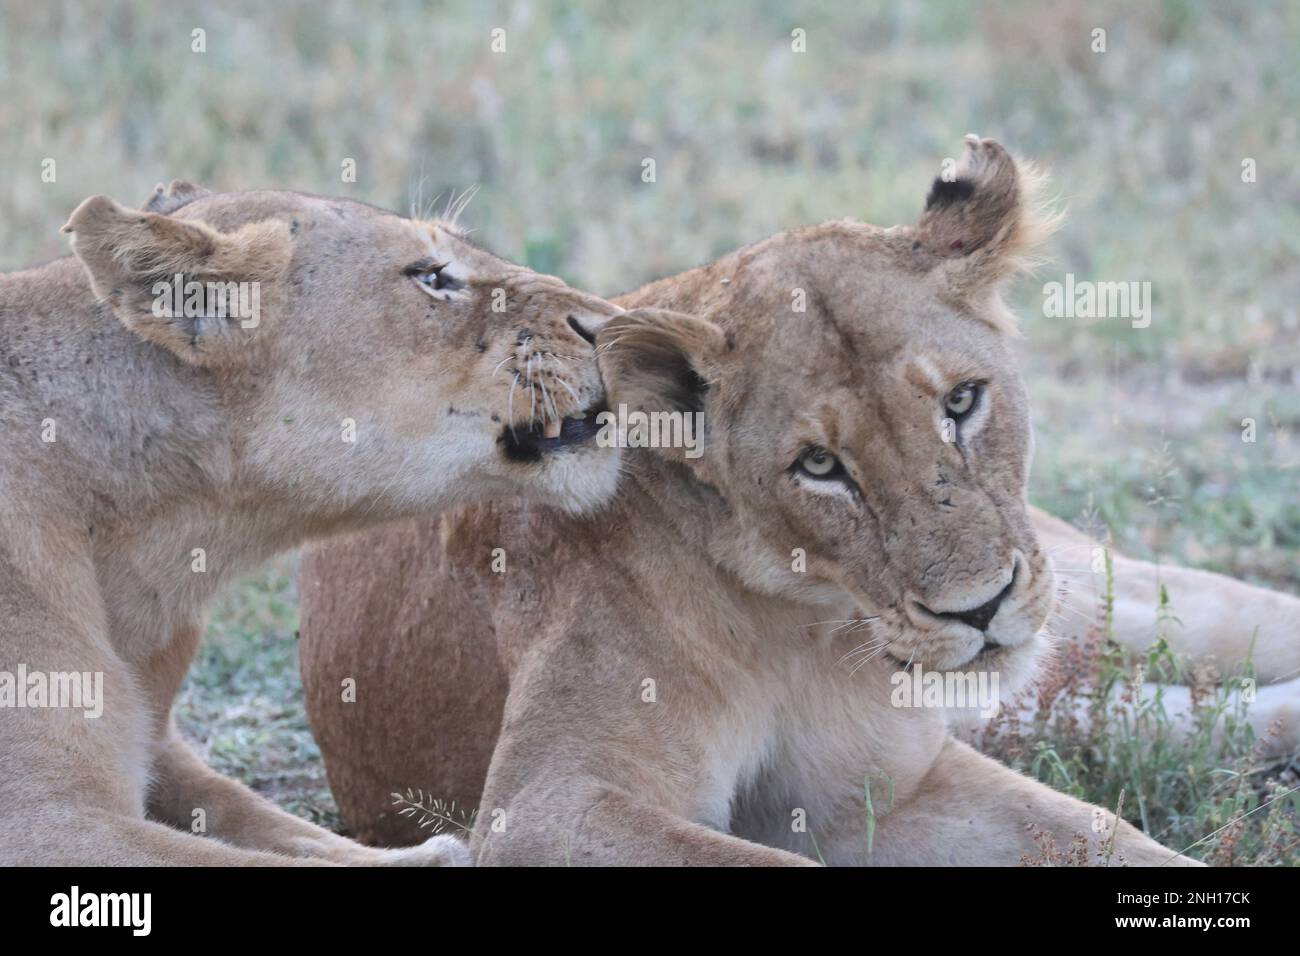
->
[2,258,358,662]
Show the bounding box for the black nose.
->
[566,314,598,346]
[938,580,1012,632]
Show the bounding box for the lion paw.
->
[373,834,472,867]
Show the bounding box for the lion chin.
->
[522,441,623,516]
[892,634,1050,731]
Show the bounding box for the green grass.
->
[175,555,341,831]
[3,0,1296,862]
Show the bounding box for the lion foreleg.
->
[830,737,1200,866]
[473,779,818,866]
[146,731,469,865]
[1031,506,1300,684]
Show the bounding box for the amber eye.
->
[797,446,843,479]
[944,382,980,420]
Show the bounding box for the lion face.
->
[600,137,1059,688]
[64,185,621,520]
[711,252,1053,680]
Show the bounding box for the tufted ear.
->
[63,195,292,367]
[598,309,723,413]
[596,308,725,464]
[909,135,1061,315]
[140,179,212,215]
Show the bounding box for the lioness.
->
[289,138,1242,863]
[301,137,1298,865]
[0,181,629,865]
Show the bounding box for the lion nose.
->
[935,578,1013,632]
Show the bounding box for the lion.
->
[998,510,1299,755]
[0,181,633,865]
[299,136,1295,864]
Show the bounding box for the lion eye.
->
[797,446,842,479]
[944,382,980,419]
[405,260,462,292]
[421,266,458,291]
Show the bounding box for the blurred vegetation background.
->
[2,0,1296,852]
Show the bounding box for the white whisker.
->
[799,619,875,628]
[557,378,581,405]
[540,379,558,424]
[849,643,894,676]
[835,639,887,667]
[507,373,519,437]
[1048,601,1098,624]
[527,356,537,422]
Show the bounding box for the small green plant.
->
[862,773,896,857]
[390,788,478,836]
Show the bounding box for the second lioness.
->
[0,182,628,865]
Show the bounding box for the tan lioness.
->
[300,137,1298,865]
[299,138,1294,863]
[0,181,629,865]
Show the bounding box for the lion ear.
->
[909,135,1061,306]
[596,308,724,464]
[597,308,723,416]
[63,195,292,367]
[140,179,212,215]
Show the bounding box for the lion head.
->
[61,182,621,521]
[600,136,1059,690]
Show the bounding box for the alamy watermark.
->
[50,886,150,936]
[0,665,103,718]
[152,273,261,329]
[595,403,704,459]
[890,663,1000,718]
[1042,273,1151,328]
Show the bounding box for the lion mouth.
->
[500,398,608,463]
